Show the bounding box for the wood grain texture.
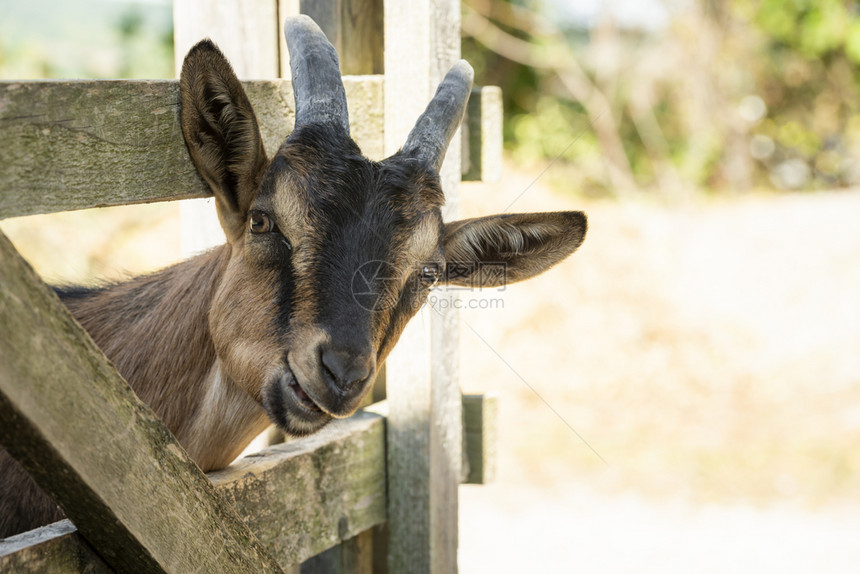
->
[0,77,383,220]
[209,411,387,567]
[462,86,503,182]
[173,0,280,78]
[0,229,284,574]
[462,394,498,484]
[0,394,499,571]
[339,0,384,75]
[0,410,385,572]
[0,520,112,574]
[383,1,463,572]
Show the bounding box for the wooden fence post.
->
[172,0,281,257]
[278,0,383,77]
[383,1,464,572]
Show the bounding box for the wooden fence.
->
[0,0,502,572]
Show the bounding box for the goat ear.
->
[179,39,267,241]
[441,211,587,287]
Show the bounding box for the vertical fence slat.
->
[383,1,463,572]
[278,4,388,571]
[300,527,378,574]
[172,0,280,77]
[172,0,280,257]
[339,0,384,75]
[278,1,382,77]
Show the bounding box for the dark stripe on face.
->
[267,125,447,358]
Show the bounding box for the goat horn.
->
[401,60,475,172]
[284,15,350,134]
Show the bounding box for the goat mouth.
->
[286,376,322,413]
[263,364,331,436]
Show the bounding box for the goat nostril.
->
[320,347,372,391]
[321,357,338,384]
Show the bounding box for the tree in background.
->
[463,0,860,195]
[4,0,858,195]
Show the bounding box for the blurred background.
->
[2,0,860,571]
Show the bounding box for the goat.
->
[0,15,587,538]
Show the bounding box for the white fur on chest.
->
[178,362,270,471]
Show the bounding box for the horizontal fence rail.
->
[209,412,387,565]
[0,80,499,221]
[0,77,383,220]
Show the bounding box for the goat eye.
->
[249,211,273,234]
[420,264,442,287]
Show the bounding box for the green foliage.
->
[462,26,609,193]
[755,0,853,60]
[733,0,860,190]
[465,0,860,194]
[0,0,174,80]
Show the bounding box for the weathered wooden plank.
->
[462,86,503,182]
[0,229,284,574]
[0,77,383,220]
[0,520,112,574]
[0,412,385,573]
[383,1,464,572]
[300,526,378,574]
[364,395,493,487]
[0,393,500,571]
[340,0,384,75]
[209,411,387,566]
[462,394,498,484]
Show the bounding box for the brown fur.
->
[64,248,228,433]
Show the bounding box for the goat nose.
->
[320,347,373,392]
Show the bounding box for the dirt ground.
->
[457,168,860,572]
[3,164,860,571]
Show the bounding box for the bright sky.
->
[547,0,672,29]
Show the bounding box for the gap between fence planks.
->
[0,229,285,574]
